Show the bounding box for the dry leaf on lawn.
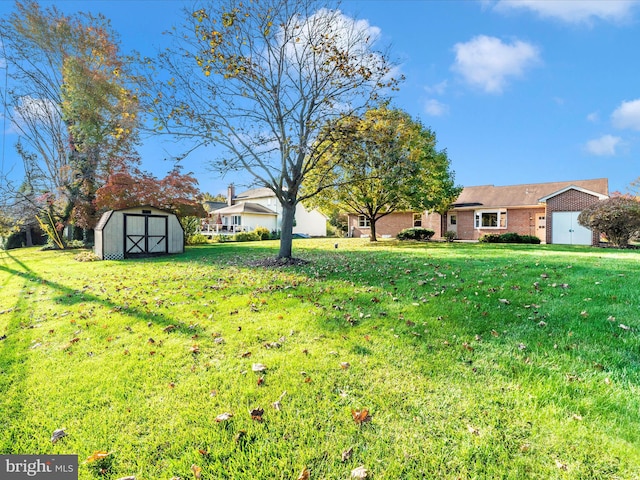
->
[351,465,368,479]
[342,446,353,462]
[191,464,202,479]
[352,409,372,424]
[51,428,66,444]
[214,412,233,422]
[297,467,310,480]
[252,363,267,372]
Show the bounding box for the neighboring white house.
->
[202,185,327,237]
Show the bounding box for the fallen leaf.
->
[517,343,527,350]
[190,345,200,354]
[498,299,510,305]
[490,330,499,337]
[241,351,252,358]
[462,342,474,351]
[352,409,372,424]
[51,428,67,444]
[519,443,530,453]
[580,311,588,317]
[115,477,136,480]
[340,362,351,369]
[351,465,368,479]
[257,376,265,386]
[86,451,110,463]
[555,460,568,471]
[250,407,264,421]
[467,424,480,436]
[163,325,176,333]
[619,324,631,331]
[297,467,310,480]
[342,446,353,462]
[214,412,233,422]
[191,464,202,479]
[252,363,267,372]
[572,414,583,421]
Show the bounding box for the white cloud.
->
[424,80,448,95]
[585,134,622,156]
[283,9,383,74]
[424,99,449,116]
[452,35,540,94]
[587,112,599,122]
[493,0,639,24]
[612,99,640,130]
[13,96,60,126]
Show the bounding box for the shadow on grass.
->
[0,250,195,336]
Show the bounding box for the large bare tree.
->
[0,0,140,244]
[148,0,400,259]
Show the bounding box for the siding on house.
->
[212,186,327,237]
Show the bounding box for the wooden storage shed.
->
[95,206,184,260]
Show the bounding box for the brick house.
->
[348,178,609,245]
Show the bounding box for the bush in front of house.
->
[234,231,261,242]
[479,233,541,244]
[187,233,209,245]
[397,227,435,241]
[254,226,271,240]
[443,230,457,242]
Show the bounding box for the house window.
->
[413,213,422,227]
[450,214,457,226]
[232,215,242,226]
[358,215,370,228]
[474,210,507,229]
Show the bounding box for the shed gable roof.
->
[452,178,608,209]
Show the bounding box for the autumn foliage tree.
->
[147,0,400,259]
[306,104,461,241]
[578,196,640,247]
[96,167,204,218]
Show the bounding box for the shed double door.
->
[124,214,168,257]
[551,212,592,245]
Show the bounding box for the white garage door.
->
[552,212,592,245]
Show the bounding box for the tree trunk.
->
[25,227,33,247]
[369,217,378,242]
[278,202,296,259]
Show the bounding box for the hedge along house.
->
[95,206,184,260]
[432,178,609,245]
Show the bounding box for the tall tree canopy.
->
[306,104,461,241]
[148,0,400,258]
[0,0,140,243]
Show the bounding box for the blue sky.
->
[1,0,639,196]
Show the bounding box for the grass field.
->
[0,239,639,479]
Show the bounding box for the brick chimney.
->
[227,184,235,206]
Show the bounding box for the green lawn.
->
[1,239,639,479]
